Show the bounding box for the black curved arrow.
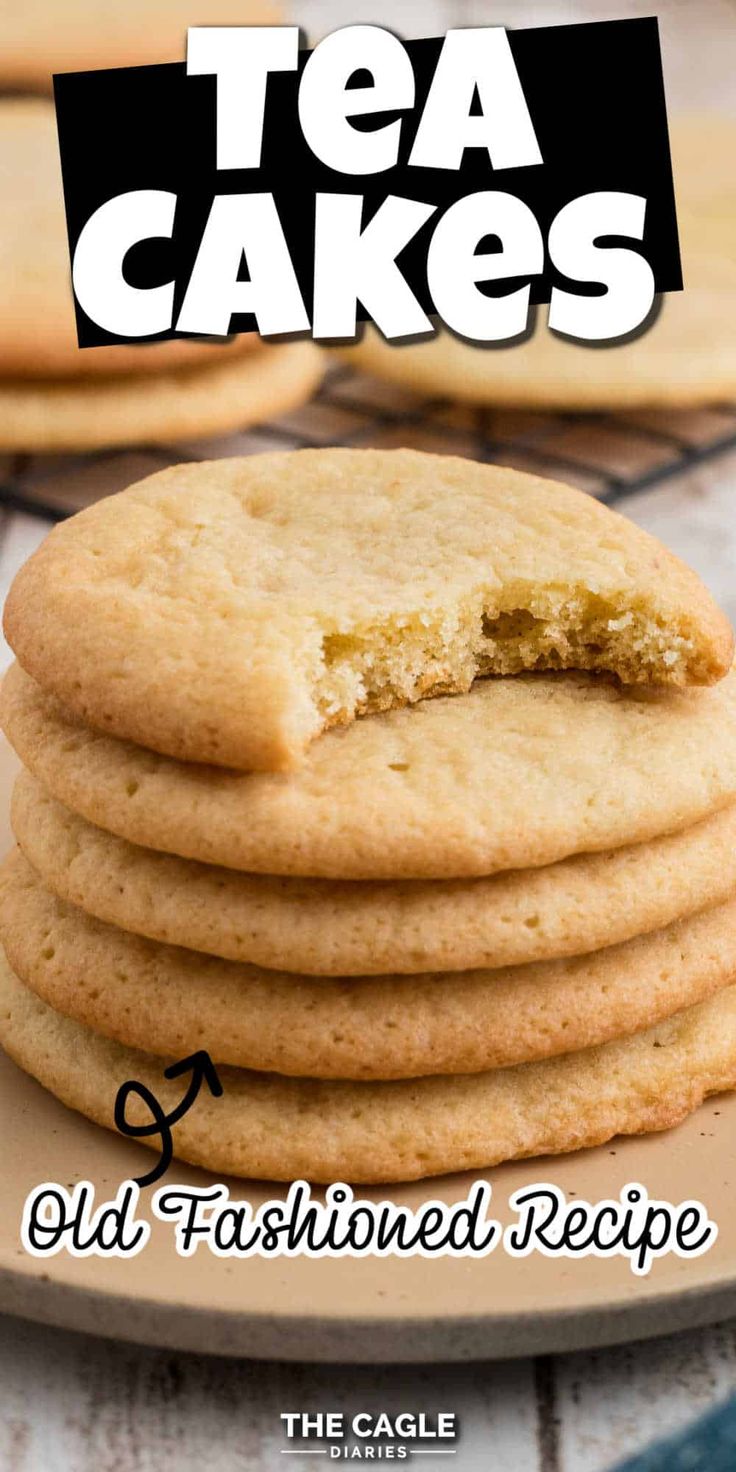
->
[114,1051,224,1188]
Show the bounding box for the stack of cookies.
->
[0,99,321,453]
[1,447,736,1184]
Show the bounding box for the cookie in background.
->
[343,118,736,410]
[0,0,281,91]
[0,98,322,450]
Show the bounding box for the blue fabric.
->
[610,1394,736,1471]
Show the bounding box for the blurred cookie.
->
[0,2,280,91]
[0,99,261,379]
[344,119,736,409]
[0,340,322,452]
[2,949,735,1182]
[14,773,736,975]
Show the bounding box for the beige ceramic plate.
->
[1,737,736,1361]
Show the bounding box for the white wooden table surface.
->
[2,1,736,1467]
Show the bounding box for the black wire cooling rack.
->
[3,362,736,522]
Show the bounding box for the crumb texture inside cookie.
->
[315,586,697,726]
[4,447,730,769]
